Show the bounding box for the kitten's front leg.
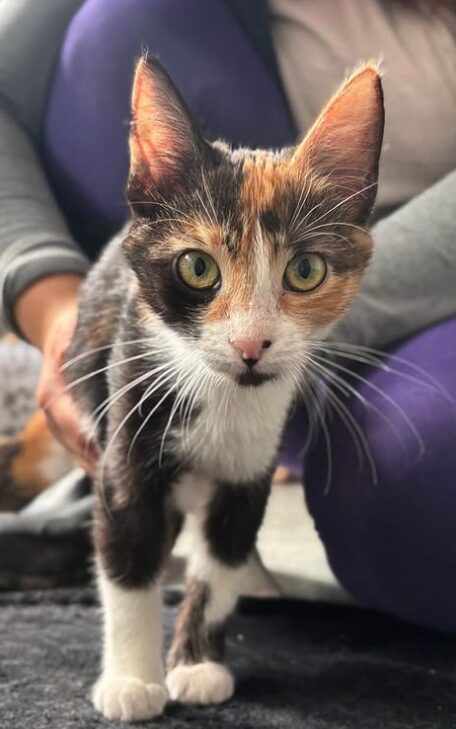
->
[93,567,167,721]
[166,477,270,704]
[92,463,178,722]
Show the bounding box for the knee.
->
[304,322,456,632]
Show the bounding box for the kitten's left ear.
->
[292,63,385,223]
[127,57,207,206]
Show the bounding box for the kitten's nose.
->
[230,338,272,367]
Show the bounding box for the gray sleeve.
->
[330,170,456,351]
[0,0,88,336]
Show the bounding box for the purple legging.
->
[43,0,456,632]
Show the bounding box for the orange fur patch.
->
[11,410,57,495]
[280,271,365,327]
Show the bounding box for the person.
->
[0,0,455,629]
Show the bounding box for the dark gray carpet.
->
[1,589,455,729]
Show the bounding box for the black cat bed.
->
[1,588,455,729]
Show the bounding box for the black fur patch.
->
[205,475,272,567]
[237,370,276,387]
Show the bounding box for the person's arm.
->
[0,0,88,338]
[330,170,456,350]
[0,0,98,471]
[0,105,89,340]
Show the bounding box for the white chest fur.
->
[172,377,295,484]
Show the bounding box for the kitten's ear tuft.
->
[292,63,385,222]
[128,57,204,204]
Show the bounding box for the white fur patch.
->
[185,526,246,624]
[94,565,165,719]
[166,662,234,704]
[93,677,167,722]
[172,473,214,515]
[177,378,294,482]
[143,307,301,484]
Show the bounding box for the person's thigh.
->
[300,317,456,632]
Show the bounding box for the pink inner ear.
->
[129,59,192,187]
[293,66,383,177]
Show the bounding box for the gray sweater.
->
[0,0,88,335]
[0,0,454,348]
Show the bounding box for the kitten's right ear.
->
[291,64,385,223]
[127,57,206,207]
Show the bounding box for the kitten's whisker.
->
[293,230,354,247]
[293,201,324,234]
[127,371,180,461]
[289,169,315,231]
[293,182,377,238]
[301,221,368,237]
[140,364,181,407]
[188,369,219,451]
[158,368,194,466]
[133,215,185,227]
[138,364,179,415]
[59,350,159,404]
[311,340,453,403]
[305,357,379,483]
[315,344,446,400]
[310,368,365,472]
[87,365,170,442]
[306,182,378,228]
[99,391,151,508]
[184,370,207,435]
[182,367,209,444]
[196,188,217,229]
[97,374,160,521]
[201,169,218,226]
[62,338,158,369]
[304,376,333,494]
[151,197,195,222]
[310,351,426,458]
[295,378,319,458]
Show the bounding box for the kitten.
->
[0,336,72,513]
[66,57,384,721]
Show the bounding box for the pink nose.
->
[230,338,272,366]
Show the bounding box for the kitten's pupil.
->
[299,258,311,279]
[194,257,206,277]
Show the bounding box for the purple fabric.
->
[43,0,295,252]
[295,318,456,633]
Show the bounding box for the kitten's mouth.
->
[235,370,277,387]
[208,360,278,387]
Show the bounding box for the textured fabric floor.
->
[1,589,455,729]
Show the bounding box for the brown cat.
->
[64,57,384,721]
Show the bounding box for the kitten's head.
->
[124,58,384,387]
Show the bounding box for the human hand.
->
[15,274,99,475]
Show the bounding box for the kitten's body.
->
[66,59,384,721]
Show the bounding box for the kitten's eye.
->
[176,250,220,290]
[284,253,327,292]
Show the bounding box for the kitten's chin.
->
[235,370,277,388]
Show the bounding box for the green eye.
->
[176,250,220,290]
[284,253,327,292]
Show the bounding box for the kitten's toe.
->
[166,662,234,705]
[92,676,167,721]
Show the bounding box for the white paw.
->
[92,676,167,722]
[166,662,234,705]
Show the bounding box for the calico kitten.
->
[66,58,384,721]
[0,336,72,513]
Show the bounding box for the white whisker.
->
[310,351,426,459]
